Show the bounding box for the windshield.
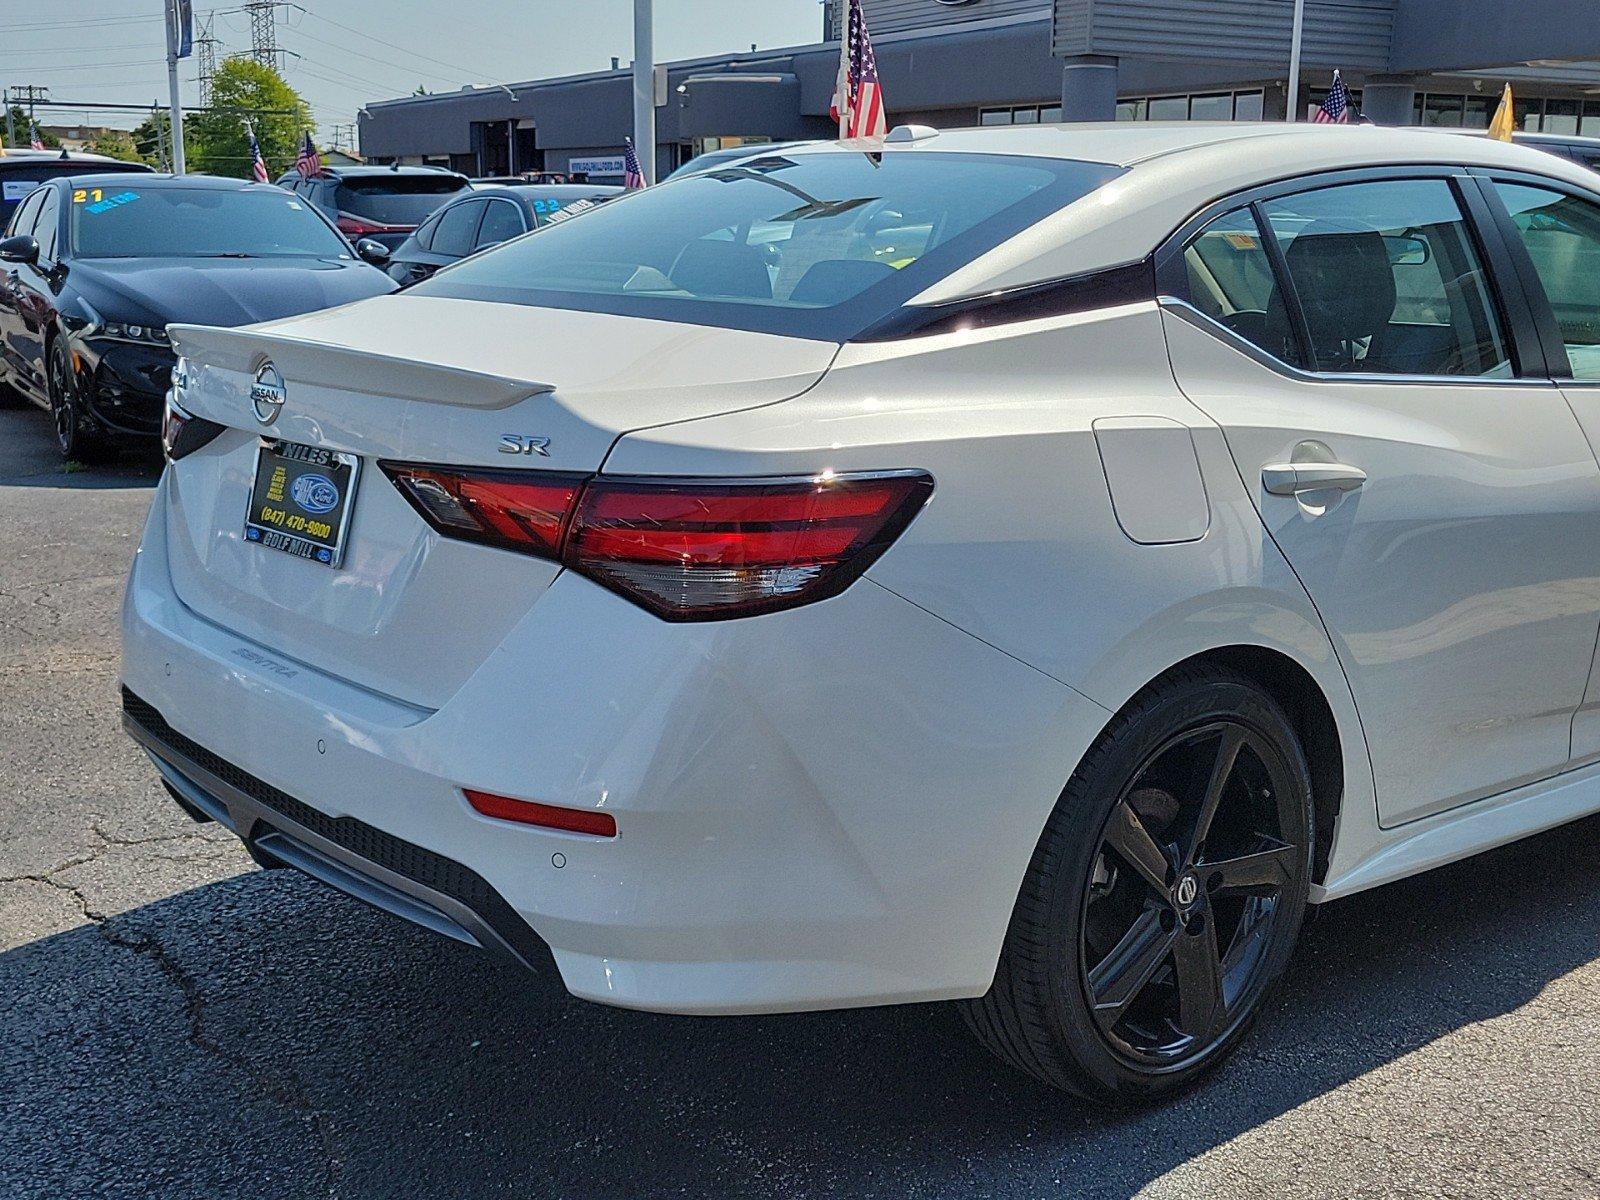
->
[413,151,1123,340]
[336,176,467,225]
[69,186,351,259]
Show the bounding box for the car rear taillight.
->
[380,464,933,621]
[335,214,413,237]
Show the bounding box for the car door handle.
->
[1261,462,1367,496]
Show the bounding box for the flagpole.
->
[163,0,187,173]
[1285,0,1306,123]
[632,0,655,186]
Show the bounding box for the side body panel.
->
[1163,307,1600,828]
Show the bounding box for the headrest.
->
[669,239,772,300]
[1283,221,1397,351]
[788,258,897,306]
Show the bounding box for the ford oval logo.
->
[251,361,286,425]
[290,473,341,515]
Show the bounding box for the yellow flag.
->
[1488,84,1516,142]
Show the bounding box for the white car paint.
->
[122,123,1600,1015]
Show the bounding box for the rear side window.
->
[1181,209,1303,367]
[1493,182,1600,380]
[430,199,485,257]
[334,175,467,225]
[475,200,525,248]
[1255,180,1509,377]
[412,152,1125,340]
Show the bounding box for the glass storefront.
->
[1117,90,1267,122]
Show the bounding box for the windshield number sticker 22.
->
[72,189,140,214]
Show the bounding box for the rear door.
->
[1481,173,1600,761]
[1161,169,1600,827]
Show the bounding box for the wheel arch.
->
[1140,645,1347,884]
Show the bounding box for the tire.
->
[963,665,1315,1102]
[47,335,113,463]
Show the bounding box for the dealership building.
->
[357,0,1600,181]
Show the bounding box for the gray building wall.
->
[1390,0,1600,73]
[1054,0,1395,70]
[825,0,1046,39]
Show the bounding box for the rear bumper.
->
[120,473,1110,1014]
[124,689,553,972]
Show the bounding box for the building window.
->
[1118,90,1267,122]
[978,103,1067,126]
[1428,94,1600,135]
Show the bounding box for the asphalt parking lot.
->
[2,402,1599,1200]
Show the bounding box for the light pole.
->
[1285,0,1306,123]
[632,0,655,185]
[163,0,187,173]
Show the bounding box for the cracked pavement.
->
[3,401,1600,1199]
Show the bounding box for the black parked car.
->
[0,174,395,460]
[0,148,152,226]
[384,183,621,285]
[276,164,471,250]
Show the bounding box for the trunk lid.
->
[163,294,838,708]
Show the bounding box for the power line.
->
[290,6,489,81]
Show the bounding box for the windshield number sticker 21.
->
[72,189,140,214]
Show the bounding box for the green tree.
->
[86,129,143,163]
[6,107,60,149]
[187,57,313,179]
[131,111,174,169]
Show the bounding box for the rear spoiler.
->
[168,323,554,411]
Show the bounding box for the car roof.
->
[1,151,153,171]
[50,172,282,191]
[490,183,623,198]
[838,122,1600,304]
[318,164,468,181]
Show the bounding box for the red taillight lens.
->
[379,463,933,621]
[383,465,585,557]
[336,214,411,237]
[567,473,933,619]
[464,789,617,837]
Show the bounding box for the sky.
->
[0,1,824,143]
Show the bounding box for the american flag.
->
[247,125,269,183]
[1314,70,1351,124]
[623,136,645,189]
[832,0,889,140]
[28,122,44,151]
[295,130,322,179]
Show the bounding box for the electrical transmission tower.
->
[245,1,287,72]
[195,12,222,106]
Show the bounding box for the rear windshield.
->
[2,161,149,221]
[413,151,1124,340]
[336,176,468,225]
[69,186,351,259]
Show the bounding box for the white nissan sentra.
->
[122,122,1600,1100]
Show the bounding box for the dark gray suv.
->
[276,164,470,249]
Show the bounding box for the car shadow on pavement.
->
[5,808,1599,1200]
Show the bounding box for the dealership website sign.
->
[569,156,626,175]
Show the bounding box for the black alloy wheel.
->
[964,666,1314,1101]
[47,336,109,462]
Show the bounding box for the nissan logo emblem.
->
[251,361,286,426]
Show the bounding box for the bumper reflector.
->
[464,789,617,837]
